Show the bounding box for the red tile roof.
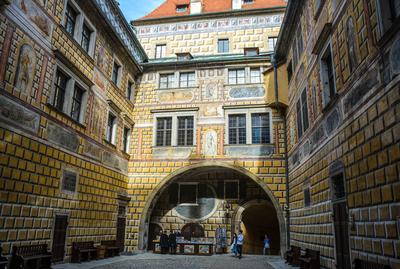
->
[139,0,287,20]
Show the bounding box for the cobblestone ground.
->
[54,253,296,269]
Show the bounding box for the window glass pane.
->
[65,4,76,36]
[229,114,246,144]
[218,39,229,53]
[156,117,172,146]
[155,45,166,59]
[53,70,69,111]
[71,86,84,121]
[112,62,119,84]
[250,68,261,83]
[177,116,194,146]
[123,127,130,152]
[251,113,270,144]
[81,23,91,53]
[106,114,115,143]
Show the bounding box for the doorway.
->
[52,215,68,262]
[147,223,162,250]
[333,201,351,269]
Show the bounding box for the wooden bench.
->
[354,259,391,269]
[299,248,320,269]
[285,246,301,266]
[16,244,52,269]
[101,240,120,258]
[71,242,97,263]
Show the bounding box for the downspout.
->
[272,54,290,251]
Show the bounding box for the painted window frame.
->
[178,182,198,205]
[224,107,273,145]
[50,61,89,124]
[153,111,197,147]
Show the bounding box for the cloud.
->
[119,0,165,20]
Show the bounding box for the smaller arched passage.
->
[232,200,280,255]
[137,161,287,256]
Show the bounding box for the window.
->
[179,183,198,204]
[331,173,346,201]
[123,127,131,153]
[243,0,254,3]
[64,4,77,36]
[155,44,166,59]
[112,61,121,85]
[81,23,92,53]
[53,69,69,111]
[251,113,270,144]
[51,65,88,124]
[268,37,278,50]
[218,39,229,53]
[229,114,247,145]
[177,53,193,61]
[297,88,309,139]
[228,69,245,84]
[106,113,116,144]
[177,116,194,146]
[226,109,272,145]
[159,73,175,89]
[250,68,261,83]
[176,4,189,12]
[244,48,259,56]
[154,113,196,147]
[179,72,196,88]
[62,169,77,192]
[304,179,311,207]
[156,117,172,146]
[320,43,336,107]
[70,85,84,122]
[377,0,400,35]
[127,80,134,101]
[287,61,293,82]
[224,181,239,200]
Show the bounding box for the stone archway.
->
[232,199,281,255]
[137,161,287,256]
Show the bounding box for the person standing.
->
[237,230,244,259]
[169,230,177,254]
[230,233,238,257]
[160,230,169,254]
[263,234,271,255]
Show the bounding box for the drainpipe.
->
[272,54,290,250]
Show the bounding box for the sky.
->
[118,0,165,21]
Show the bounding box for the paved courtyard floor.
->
[53,253,298,269]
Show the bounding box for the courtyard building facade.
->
[274,0,400,268]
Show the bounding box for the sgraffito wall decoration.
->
[16,0,53,38]
[14,43,36,96]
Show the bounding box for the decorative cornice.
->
[91,0,148,68]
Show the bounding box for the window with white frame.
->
[250,68,261,83]
[106,113,117,144]
[218,39,229,53]
[176,4,189,13]
[112,60,121,86]
[155,44,166,59]
[179,72,196,88]
[63,1,96,56]
[377,0,400,36]
[320,42,336,108]
[225,108,272,145]
[159,73,175,89]
[268,37,278,51]
[179,183,198,204]
[154,112,196,147]
[228,69,245,84]
[122,127,131,153]
[51,65,88,124]
[297,88,309,139]
[224,180,239,200]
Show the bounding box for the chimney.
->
[190,0,202,14]
[232,0,241,9]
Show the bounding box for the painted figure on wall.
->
[346,17,358,73]
[14,44,36,96]
[203,130,217,156]
[97,46,108,73]
[19,0,52,37]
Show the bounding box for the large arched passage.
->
[137,162,287,256]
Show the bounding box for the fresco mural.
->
[203,130,218,156]
[14,43,36,96]
[17,0,53,37]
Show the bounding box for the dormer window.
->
[176,4,189,13]
[244,48,259,56]
[243,0,254,4]
[176,53,193,61]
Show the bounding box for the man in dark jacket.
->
[169,230,177,254]
[160,231,169,254]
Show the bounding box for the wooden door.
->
[116,217,126,252]
[333,201,351,269]
[52,215,68,262]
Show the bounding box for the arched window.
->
[181,223,205,240]
[346,17,358,73]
